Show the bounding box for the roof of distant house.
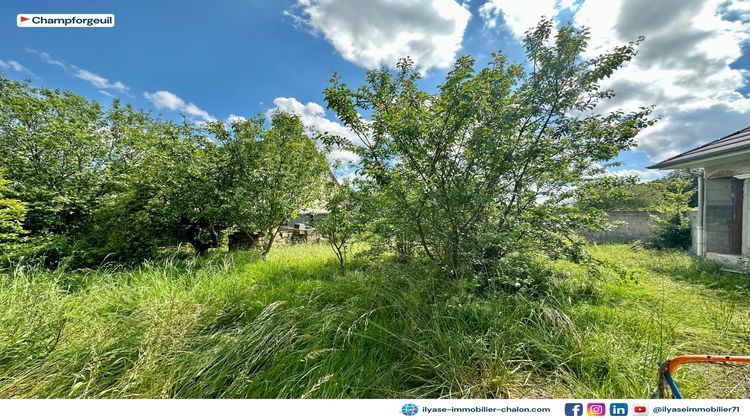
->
[648,125,750,169]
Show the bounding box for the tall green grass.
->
[1,244,749,398]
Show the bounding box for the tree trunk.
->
[415,213,436,263]
[449,223,460,278]
[192,240,211,255]
[186,222,219,255]
[261,227,277,259]
[333,243,345,272]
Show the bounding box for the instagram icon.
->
[587,403,606,416]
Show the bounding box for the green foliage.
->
[86,185,172,263]
[323,19,655,276]
[0,75,108,258]
[0,72,329,265]
[354,187,419,261]
[651,212,692,249]
[578,170,698,211]
[156,121,231,255]
[205,115,265,250]
[246,112,329,258]
[0,74,188,264]
[0,170,27,260]
[77,114,201,262]
[577,175,644,210]
[650,175,693,249]
[317,180,361,270]
[206,112,329,258]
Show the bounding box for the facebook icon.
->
[564,403,583,416]
[610,403,629,416]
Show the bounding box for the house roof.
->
[648,125,750,169]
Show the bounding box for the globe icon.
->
[401,403,418,416]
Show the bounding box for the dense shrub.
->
[650,173,694,250]
[651,212,692,250]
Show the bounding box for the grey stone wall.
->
[582,211,659,243]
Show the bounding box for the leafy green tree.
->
[0,75,122,264]
[323,19,655,275]
[205,116,264,251]
[0,75,107,239]
[205,112,329,258]
[249,113,328,258]
[162,122,229,254]
[317,180,361,270]
[107,118,232,257]
[661,170,699,208]
[81,118,190,261]
[0,73,229,262]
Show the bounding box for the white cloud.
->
[0,59,29,73]
[144,90,183,110]
[27,49,66,69]
[479,0,575,34]
[143,90,215,122]
[479,0,750,163]
[26,50,130,95]
[606,168,663,182]
[573,0,750,161]
[227,114,247,124]
[327,148,360,164]
[286,0,471,71]
[71,66,128,93]
[269,97,360,145]
[268,96,361,164]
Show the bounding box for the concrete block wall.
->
[582,211,659,243]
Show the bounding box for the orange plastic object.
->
[666,355,750,374]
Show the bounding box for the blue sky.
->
[3,0,750,180]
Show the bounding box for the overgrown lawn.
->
[1,244,749,398]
